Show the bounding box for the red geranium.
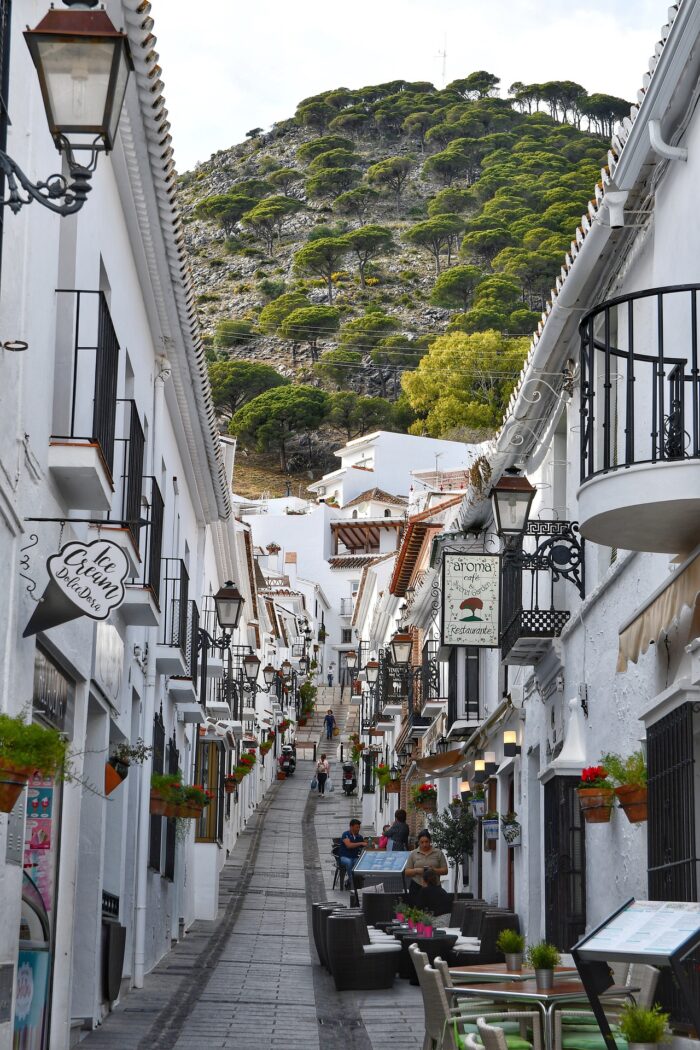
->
[579,766,611,788]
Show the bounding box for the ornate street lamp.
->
[364,659,379,684]
[263,663,276,687]
[389,631,413,667]
[281,659,292,678]
[345,649,357,672]
[299,654,309,676]
[435,735,448,755]
[214,581,244,633]
[5,0,133,215]
[243,652,261,684]
[490,468,536,538]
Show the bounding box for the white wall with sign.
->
[442,552,500,648]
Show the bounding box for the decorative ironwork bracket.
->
[0,148,93,216]
[504,520,585,599]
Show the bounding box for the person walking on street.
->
[323,708,336,741]
[316,753,330,795]
[386,808,410,851]
[327,670,334,687]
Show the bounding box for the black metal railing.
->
[580,285,700,483]
[114,400,145,547]
[160,559,189,652]
[500,522,583,662]
[54,289,120,477]
[0,1,12,280]
[421,639,440,702]
[647,702,700,1026]
[148,709,165,871]
[447,646,481,727]
[145,479,164,605]
[186,601,199,682]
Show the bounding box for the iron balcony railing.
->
[54,289,120,478]
[113,400,145,548]
[186,601,199,682]
[580,284,700,484]
[160,558,189,654]
[127,476,164,607]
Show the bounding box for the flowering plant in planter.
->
[150,772,182,817]
[577,765,614,823]
[179,785,213,814]
[0,713,70,813]
[409,783,438,810]
[239,752,256,769]
[376,763,391,786]
[224,774,240,793]
[501,811,522,847]
[278,719,291,732]
[601,750,648,823]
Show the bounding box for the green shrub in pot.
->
[618,1003,670,1049]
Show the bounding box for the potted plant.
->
[449,795,463,815]
[618,1003,670,1050]
[501,811,522,847]
[496,928,525,971]
[601,750,648,823]
[278,719,291,732]
[577,765,615,823]
[526,941,560,990]
[410,782,438,812]
[0,713,69,813]
[224,774,239,794]
[427,803,476,889]
[482,811,500,841]
[177,784,212,819]
[470,788,486,818]
[105,737,152,796]
[150,773,182,818]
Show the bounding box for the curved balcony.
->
[578,285,700,553]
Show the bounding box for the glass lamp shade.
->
[213,581,244,630]
[243,653,261,683]
[281,659,292,677]
[25,6,133,153]
[490,469,536,537]
[389,764,399,781]
[262,664,276,687]
[298,655,309,675]
[435,735,448,754]
[503,730,520,757]
[390,631,413,666]
[344,649,357,670]
[364,659,379,684]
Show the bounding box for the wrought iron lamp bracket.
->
[0,145,96,216]
[502,520,585,599]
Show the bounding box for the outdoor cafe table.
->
[451,978,634,1050]
[450,963,577,984]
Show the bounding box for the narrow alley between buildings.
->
[77,754,422,1050]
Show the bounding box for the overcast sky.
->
[152,0,665,172]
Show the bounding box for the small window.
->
[384,509,391,518]
[341,628,352,644]
[352,509,358,519]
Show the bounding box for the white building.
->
[0,5,277,1047]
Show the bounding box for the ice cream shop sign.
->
[441,552,500,648]
[24,540,129,637]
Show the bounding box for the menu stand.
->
[572,897,700,1047]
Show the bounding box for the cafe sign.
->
[24,539,129,637]
[441,552,500,648]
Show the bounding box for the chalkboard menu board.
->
[353,851,409,875]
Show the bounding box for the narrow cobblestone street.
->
[78,760,422,1050]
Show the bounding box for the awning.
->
[617,546,700,672]
[415,747,465,778]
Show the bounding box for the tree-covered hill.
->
[179,73,627,493]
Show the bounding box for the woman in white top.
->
[316,753,330,795]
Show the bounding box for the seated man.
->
[338,818,368,889]
[414,867,452,926]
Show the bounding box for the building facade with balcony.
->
[0,5,277,1048]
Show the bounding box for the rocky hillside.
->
[177,73,626,494]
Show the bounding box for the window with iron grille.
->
[647,702,700,1026]
[148,710,165,871]
[163,733,179,881]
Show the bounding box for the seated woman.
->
[405,830,448,904]
[414,867,452,925]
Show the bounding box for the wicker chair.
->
[311,902,346,968]
[326,912,401,991]
[362,890,406,927]
[448,912,520,966]
[555,964,659,1050]
[411,959,541,1050]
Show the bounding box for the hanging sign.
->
[441,552,500,648]
[23,539,129,637]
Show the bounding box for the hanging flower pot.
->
[483,817,500,842]
[615,784,648,823]
[386,780,401,794]
[409,783,437,812]
[577,766,614,823]
[105,758,129,796]
[150,789,178,818]
[0,761,33,814]
[470,797,486,818]
[501,816,522,847]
